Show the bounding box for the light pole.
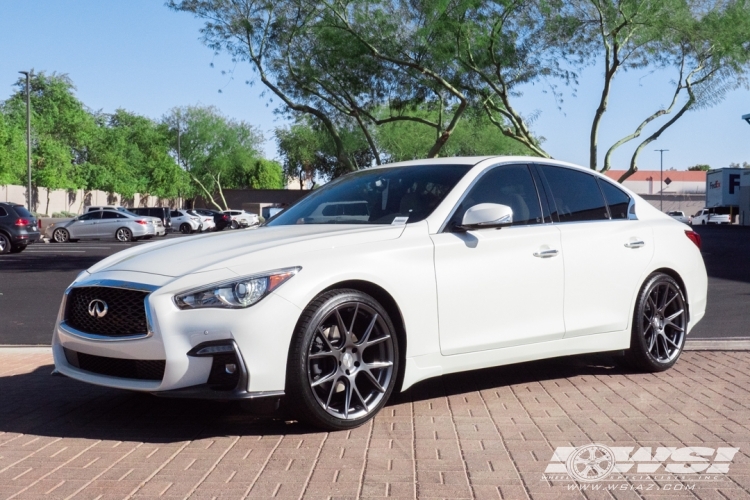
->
[18,71,32,211]
[655,149,669,212]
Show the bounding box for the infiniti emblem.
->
[88,299,108,318]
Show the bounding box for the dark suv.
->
[128,207,172,234]
[0,203,40,254]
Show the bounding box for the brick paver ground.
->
[1,349,749,499]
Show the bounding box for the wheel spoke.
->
[343,379,352,419]
[366,361,393,369]
[348,303,359,339]
[334,309,349,342]
[647,295,658,312]
[352,382,369,413]
[659,334,670,358]
[664,320,685,333]
[357,313,379,346]
[325,377,338,410]
[664,334,680,349]
[665,309,684,322]
[311,370,337,387]
[361,368,386,393]
[659,284,670,310]
[663,289,679,310]
[365,334,390,348]
[309,351,336,360]
[317,327,337,352]
[647,331,657,353]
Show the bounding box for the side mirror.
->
[458,203,513,231]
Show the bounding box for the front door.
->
[432,164,565,355]
[71,211,101,239]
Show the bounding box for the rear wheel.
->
[286,289,399,430]
[52,228,70,243]
[231,220,239,229]
[115,227,133,242]
[0,233,10,254]
[180,223,191,234]
[625,273,687,372]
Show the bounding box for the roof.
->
[604,170,707,182]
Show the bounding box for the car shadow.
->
[693,225,750,285]
[0,352,627,442]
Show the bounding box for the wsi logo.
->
[544,444,740,482]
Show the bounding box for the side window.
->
[78,211,101,221]
[598,179,631,219]
[538,166,609,223]
[449,164,542,228]
[101,211,125,219]
[170,210,181,218]
[0,207,7,217]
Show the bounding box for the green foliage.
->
[688,164,711,171]
[163,105,267,209]
[0,110,26,185]
[729,162,750,169]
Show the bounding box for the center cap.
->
[342,352,354,371]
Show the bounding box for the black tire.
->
[115,227,133,242]
[625,273,687,372]
[286,289,400,430]
[231,220,239,229]
[52,228,70,243]
[0,233,10,254]
[9,243,27,254]
[180,223,191,234]
[701,220,706,225]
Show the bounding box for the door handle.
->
[533,249,559,258]
[624,240,645,249]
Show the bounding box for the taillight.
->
[136,220,148,225]
[685,230,701,249]
[222,215,230,221]
[38,219,42,228]
[15,218,29,226]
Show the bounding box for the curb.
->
[685,339,750,351]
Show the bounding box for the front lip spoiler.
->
[152,339,284,401]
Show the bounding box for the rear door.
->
[536,165,654,338]
[98,211,128,237]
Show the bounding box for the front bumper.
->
[52,271,303,398]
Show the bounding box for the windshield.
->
[267,164,471,226]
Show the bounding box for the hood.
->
[87,224,406,277]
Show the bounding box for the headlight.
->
[174,267,300,310]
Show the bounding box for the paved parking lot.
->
[1,348,750,499]
[0,225,748,345]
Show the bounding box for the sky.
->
[1,0,749,172]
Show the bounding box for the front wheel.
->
[52,228,70,243]
[286,289,399,430]
[115,227,133,242]
[625,273,687,372]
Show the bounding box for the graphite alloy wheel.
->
[180,223,191,234]
[0,233,10,254]
[52,228,70,243]
[625,273,687,372]
[287,289,399,430]
[115,227,132,242]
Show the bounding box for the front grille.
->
[66,287,149,337]
[64,348,165,381]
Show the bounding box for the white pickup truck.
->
[692,207,732,225]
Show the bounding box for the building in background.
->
[604,170,706,216]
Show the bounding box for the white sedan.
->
[224,210,259,228]
[52,157,707,430]
[170,209,202,234]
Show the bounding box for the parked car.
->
[85,205,165,236]
[128,207,172,234]
[46,209,154,242]
[692,207,732,225]
[170,209,202,234]
[188,210,215,232]
[667,211,691,225]
[52,157,707,431]
[0,202,40,254]
[193,208,230,231]
[223,210,259,229]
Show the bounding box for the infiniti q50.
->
[52,157,707,430]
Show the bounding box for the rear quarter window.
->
[13,206,33,218]
[0,207,7,217]
[598,180,631,219]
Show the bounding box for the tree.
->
[729,161,750,169]
[688,164,711,171]
[164,105,265,209]
[0,110,26,185]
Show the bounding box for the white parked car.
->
[170,209,202,234]
[224,210,259,229]
[85,206,165,237]
[52,157,707,430]
[46,209,154,242]
[666,211,691,225]
[692,208,732,225]
[189,210,216,232]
